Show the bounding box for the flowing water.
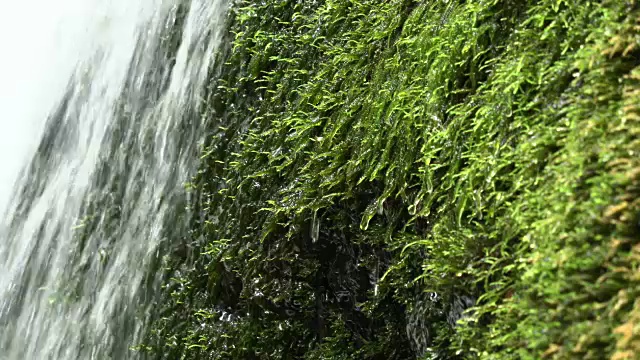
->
[0,0,226,358]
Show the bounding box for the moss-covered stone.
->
[142,0,640,358]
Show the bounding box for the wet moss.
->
[143,0,640,358]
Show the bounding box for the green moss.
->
[142,0,640,358]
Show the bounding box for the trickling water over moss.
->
[143,0,640,358]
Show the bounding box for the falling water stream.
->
[0,0,226,358]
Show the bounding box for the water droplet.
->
[311,210,320,243]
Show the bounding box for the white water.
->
[0,0,226,358]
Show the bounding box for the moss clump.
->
[142,0,640,358]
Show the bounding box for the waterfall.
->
[0,0,226,358]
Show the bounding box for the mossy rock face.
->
[141,0,640,359]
